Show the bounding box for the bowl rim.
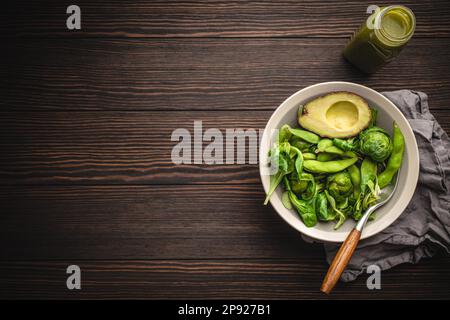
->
[259,81,420,243]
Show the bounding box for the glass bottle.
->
[343,5,416,73]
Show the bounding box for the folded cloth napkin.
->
[304,90,450,282]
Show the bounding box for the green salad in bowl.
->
[263,91,406,231]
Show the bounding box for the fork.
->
[320,174,400,294]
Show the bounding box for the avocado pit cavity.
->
[326,101,359,130]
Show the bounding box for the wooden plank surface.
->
[0,111,266,185]
[0,110,449,185]
[2,38,450,111]
[1,258,449,299]
[0,184,321,260]
[1,0,449,300]
[2,0,449,38]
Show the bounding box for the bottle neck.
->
[373,5,415,48]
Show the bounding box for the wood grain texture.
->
[1,184,448,263]
[0,111,267,185]
[2,38,450,111]
[0,184,323,260]
[1,110,448,185]
[2,0,450,38]
[1,258,449,299]
[1,0,450,300]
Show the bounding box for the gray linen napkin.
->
[312,90,450,282]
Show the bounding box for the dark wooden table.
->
[1,1,449,299]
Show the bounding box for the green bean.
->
[333,138,357,151]
[342,150,358,158]
[302,152,316,160]
[317,139,333,152]
[360,157,377,194]
[378,122,405,189]
[290,128,320,144]
[323,146,344,155]
[303,157,358,173]
[281,191,293,209]
[347,164,361,199]
[316,152,337,162]
[279,124,320,144]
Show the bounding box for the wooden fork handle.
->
[320,228,361,294]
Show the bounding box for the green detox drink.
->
[343,6,415,73]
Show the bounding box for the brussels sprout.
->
[288,172,308,194]
[359,127,393,162]
[326,171,353,202]
[360,157,377,194]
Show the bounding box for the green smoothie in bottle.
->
[343,5,415,73]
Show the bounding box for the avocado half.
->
[298,92,372,138]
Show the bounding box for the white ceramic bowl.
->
[259,82,419,243]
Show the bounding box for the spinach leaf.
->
[324,190,347,230]
[284,177,317,227]
[316,192,335,221]
[298,172,316,201]
[264,143,295,205]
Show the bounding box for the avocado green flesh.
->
[298,92,372,138]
